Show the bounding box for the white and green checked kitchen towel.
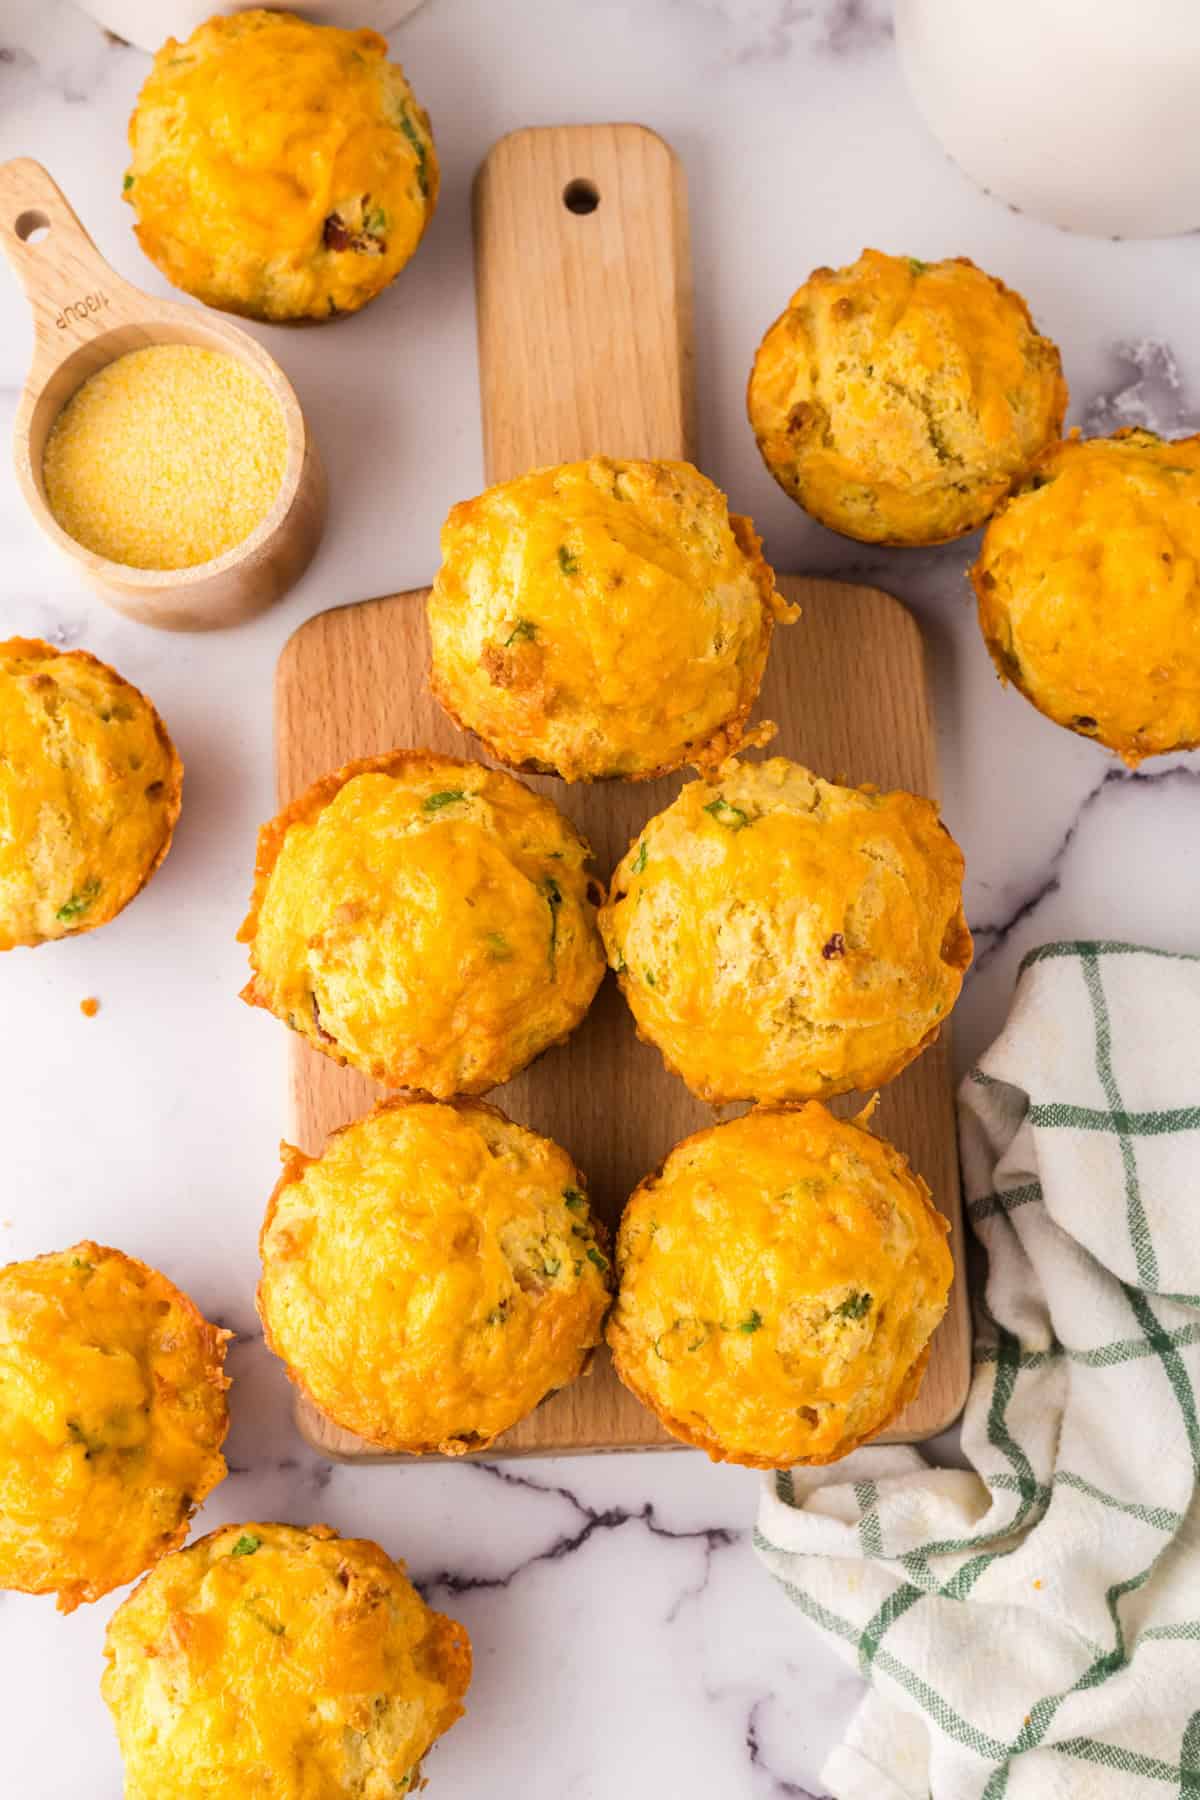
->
[756,941,1200,1800]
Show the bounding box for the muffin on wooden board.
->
[0,637,181,951]
[973,427,1200,763]
[102,1521,470,1799]
[125,10,438,322]
[427,457,797,781]
[747,249,1066,545]
[607,1105,953,1467]
[0,1242,229,1613]
[600,757,971,1106]
[259,1097,611,1455]
[239,750,605,1097]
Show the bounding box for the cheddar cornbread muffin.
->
[239,750,605,1095]
[259,1097,611,1454]
[0,638,181,951]
[0,1243,229,1613]
[973,428,1200,763]
[747,250,1066,545]
[102,1522,470,1799]
[600,757,971,1104]
[607,1105,953,1466]
[427,458,796,781]
[125,11,438,322]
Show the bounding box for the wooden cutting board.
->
[276,124,970,1461]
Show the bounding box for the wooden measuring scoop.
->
[0,158,326,632]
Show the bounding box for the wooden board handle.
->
[0,158,141,371]
[472,125,695,482]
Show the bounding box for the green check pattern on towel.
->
[755,942,1200,1800]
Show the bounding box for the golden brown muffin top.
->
[259,1097,611,1455]
[427,458,796,781]
[973,427,1200,763]
[102,1521,470,1800]
[600,757,972,1105]
[607,1104,953,1467]
[0,637,181,951]
[239,749,605,1097]
[747,249,1066,545]
[0,1242,229,1612]
[125,10,437,322]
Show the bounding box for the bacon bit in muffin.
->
[310,992,334,1044]
[821,933,846,960]
[79,996,100,1018]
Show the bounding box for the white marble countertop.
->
[2,3,1199,1795]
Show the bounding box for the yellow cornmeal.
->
[42,345,287,570]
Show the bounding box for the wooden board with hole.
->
[277,123,969,1461]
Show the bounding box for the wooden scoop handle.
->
[0,158,144,371]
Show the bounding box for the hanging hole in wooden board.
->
[15,210,49,243]
[562,179,599,215]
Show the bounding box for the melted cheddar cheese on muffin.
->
[0,637,181,951]
[607,1105,952,1467]
[600,757,971,1105]
[0,1243,229,1612]
[427,457,796,781]
[239,750,605,1096]
[125,10,438,322]
[747,250,1066,545]
[259,1097,611,1454]
[973,427,1200,763]
[102,1521,470,1799]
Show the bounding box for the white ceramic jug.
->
[896,0,1200,237]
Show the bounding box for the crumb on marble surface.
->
[79,995,100,1017]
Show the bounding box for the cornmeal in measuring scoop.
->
[0,1242,230,1612]
[0,636,181,950]
[747,250,1066,545]
[973,427,1200,763]
[102,1522,470,1798]
[43,345,286,569]
[607,1105,952,1467]
[259,1097,611,1454]
[428,457,796,782]
[126,10,438,322]
[600,757,972,1105]
[239,749,606,1096]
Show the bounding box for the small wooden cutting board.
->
[275,124,970,1461]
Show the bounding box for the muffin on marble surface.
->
[125,10,438,322]
[427,457,797,782]
[747,249,1066,545]
[0,637,181,951]
[102,1521,470,1799]
[259,1096,611,1455]
[0,1242,229,1613]
[973,427,1200,763]
[607,1105,953,1467]
[599,757,972,1106]
[238,749,605,1096]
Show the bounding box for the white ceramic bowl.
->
[896,0,1200,238]
[75,0,424,54]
